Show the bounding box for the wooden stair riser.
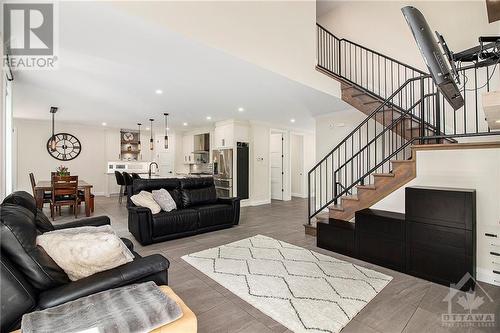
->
[329,159,416,221]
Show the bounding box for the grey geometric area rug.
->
[182,235,392,333]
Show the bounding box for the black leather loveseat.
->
[0,191,170,332]
[127,177,240,245]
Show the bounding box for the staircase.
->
[306,24,497,235]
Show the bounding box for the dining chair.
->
[78,192,95,213]
[29,173,51,208]
[131,173,141,180]
[50,175,80,220]
[114,171,126,204]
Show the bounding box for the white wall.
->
[14,119,110,195]
[372,148,500,286]
[111,0,341,98]
[248,122,315,205]
[315,107,367,160]
[13,118,182,196]
[318,1,500,72]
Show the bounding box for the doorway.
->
[270,132,283,200]
[290,133,304,197]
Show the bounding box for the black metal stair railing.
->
[308,24,497,223]
[308,76,430,220]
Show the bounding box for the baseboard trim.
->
[251,199,271,206]
[93,192,105,196]
[292,193,307,198]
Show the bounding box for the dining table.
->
[34,180,94,217]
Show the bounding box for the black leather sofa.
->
[0,191,170,332]
[127,177,240,245]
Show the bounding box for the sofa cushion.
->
[2,191,56,232]
[192,204,234,228]
[2,191,38,215]
[181,187,217,208]
[35,208,56,232]
[152,189,177,212]
[130,191,161,214]
[0,204,70,290]
[1,256,37,333]
[151,210,199,238]
[132,178,181,194]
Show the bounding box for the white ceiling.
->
[13,2,349,132]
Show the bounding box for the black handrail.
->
[316,23,426,76]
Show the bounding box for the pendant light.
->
[149,118,154,150]
[137,123,142,151]
[163,113,169,149]
[49,107,58,151]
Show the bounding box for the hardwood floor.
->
[47,197,500,333]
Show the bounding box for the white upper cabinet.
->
[182,135,194,164]
[214,121,250,149]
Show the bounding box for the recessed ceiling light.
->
[146,127,150,130]
[183,122,188,126]
[238,107,244,112]
[496,120,500,123]
[155,89,163,95]
[206,116,212,120]
[290,118,296,123]
[101,122,107,126]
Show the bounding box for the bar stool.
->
[114,171,126,204]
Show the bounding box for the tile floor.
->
[47,197,500,333]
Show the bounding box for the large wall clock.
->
[46,133,82,161]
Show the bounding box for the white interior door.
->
[291,134,304,197]
[270,133,283,200]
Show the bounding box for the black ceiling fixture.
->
[164,113,169,149]
[137,123,142,151]
[149,118,154,150]
[49,107,58,151]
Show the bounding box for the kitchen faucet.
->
[148,162,159,179]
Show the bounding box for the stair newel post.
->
[419,77,425,144]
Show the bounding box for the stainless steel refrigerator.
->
[213,148,233,197]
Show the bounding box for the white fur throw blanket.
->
[37,225,134,281]
[21,282,183,333]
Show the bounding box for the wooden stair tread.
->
[315,212,329,221]
[341,195,359,201]
[363,100,381,105]
[328,204,344,211]
[390,159,414,164]
[372,172,395,177]
[351,92,368,98]
[356,184,376,190]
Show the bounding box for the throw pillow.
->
[130,191,161,214]
[36,225,134,281]
[152,189,177,212]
